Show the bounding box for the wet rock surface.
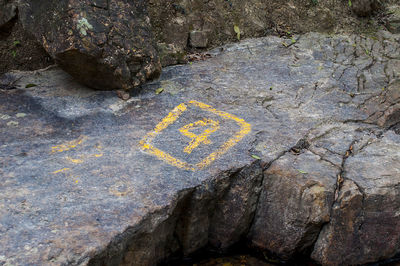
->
[1,31,400,265]
[17,0,161,91]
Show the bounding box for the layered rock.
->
[17,0,161,91]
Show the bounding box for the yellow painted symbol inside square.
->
[139,100,251,171]
[179,118,220,154]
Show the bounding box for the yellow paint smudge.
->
[66,157,84,164]
[52,168,70,174]
[51,137,85,153]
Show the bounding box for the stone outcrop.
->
[17,0,161,91]
[0,31,399,265]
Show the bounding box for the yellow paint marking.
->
[139,100,251,171]
[51,137,86,153]
[179,118,220,154]
[93,153,103,158]
[52,168,70,174]
[66,157,84,164]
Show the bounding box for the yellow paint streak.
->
[66,157,84,164]
[139,100,251,171]
[139,102,186,144]
[51,137,85,153]
[93,153,103,158]
[188,101,251,169]
[52,168,70,174]
[179,118,220,154]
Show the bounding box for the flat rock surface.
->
[0,32,399,265]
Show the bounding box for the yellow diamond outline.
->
[139,100,251,171]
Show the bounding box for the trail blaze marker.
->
[179,118,220,154]
[139,100,251,171]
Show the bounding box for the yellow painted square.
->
[139,100,251,171]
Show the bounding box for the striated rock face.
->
[0,31,399,265]
[17,0,161,91]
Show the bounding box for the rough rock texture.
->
[0,31,399,265]
[0,0,16,28]
[249,151,338,259]
[312,131,400,265]
[189,31,209,48]
[148,0,400,66]
[148,0,354,66]
[17,0,161,91]
[386,5,400,34]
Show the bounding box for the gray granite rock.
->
[0,32,399,265]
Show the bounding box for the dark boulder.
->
[0,0,17,29]
[18,0,161,91]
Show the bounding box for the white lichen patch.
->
[0,114,11,120]
[77,17,93,36]
[7,121,19,127]
[16,113,27,118]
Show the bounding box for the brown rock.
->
[312,132,400,265]
[18,0,161,91]
[249,151,338,259]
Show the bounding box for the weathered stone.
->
[249,151,338,259]
[386,5,400,34]
[189,31,209,48]
[312,131,400,265]
[0,0,16,28]
[157,43,187,67]
[17,0,161,91]
[0,32,400,265]
[363,79,400,128]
